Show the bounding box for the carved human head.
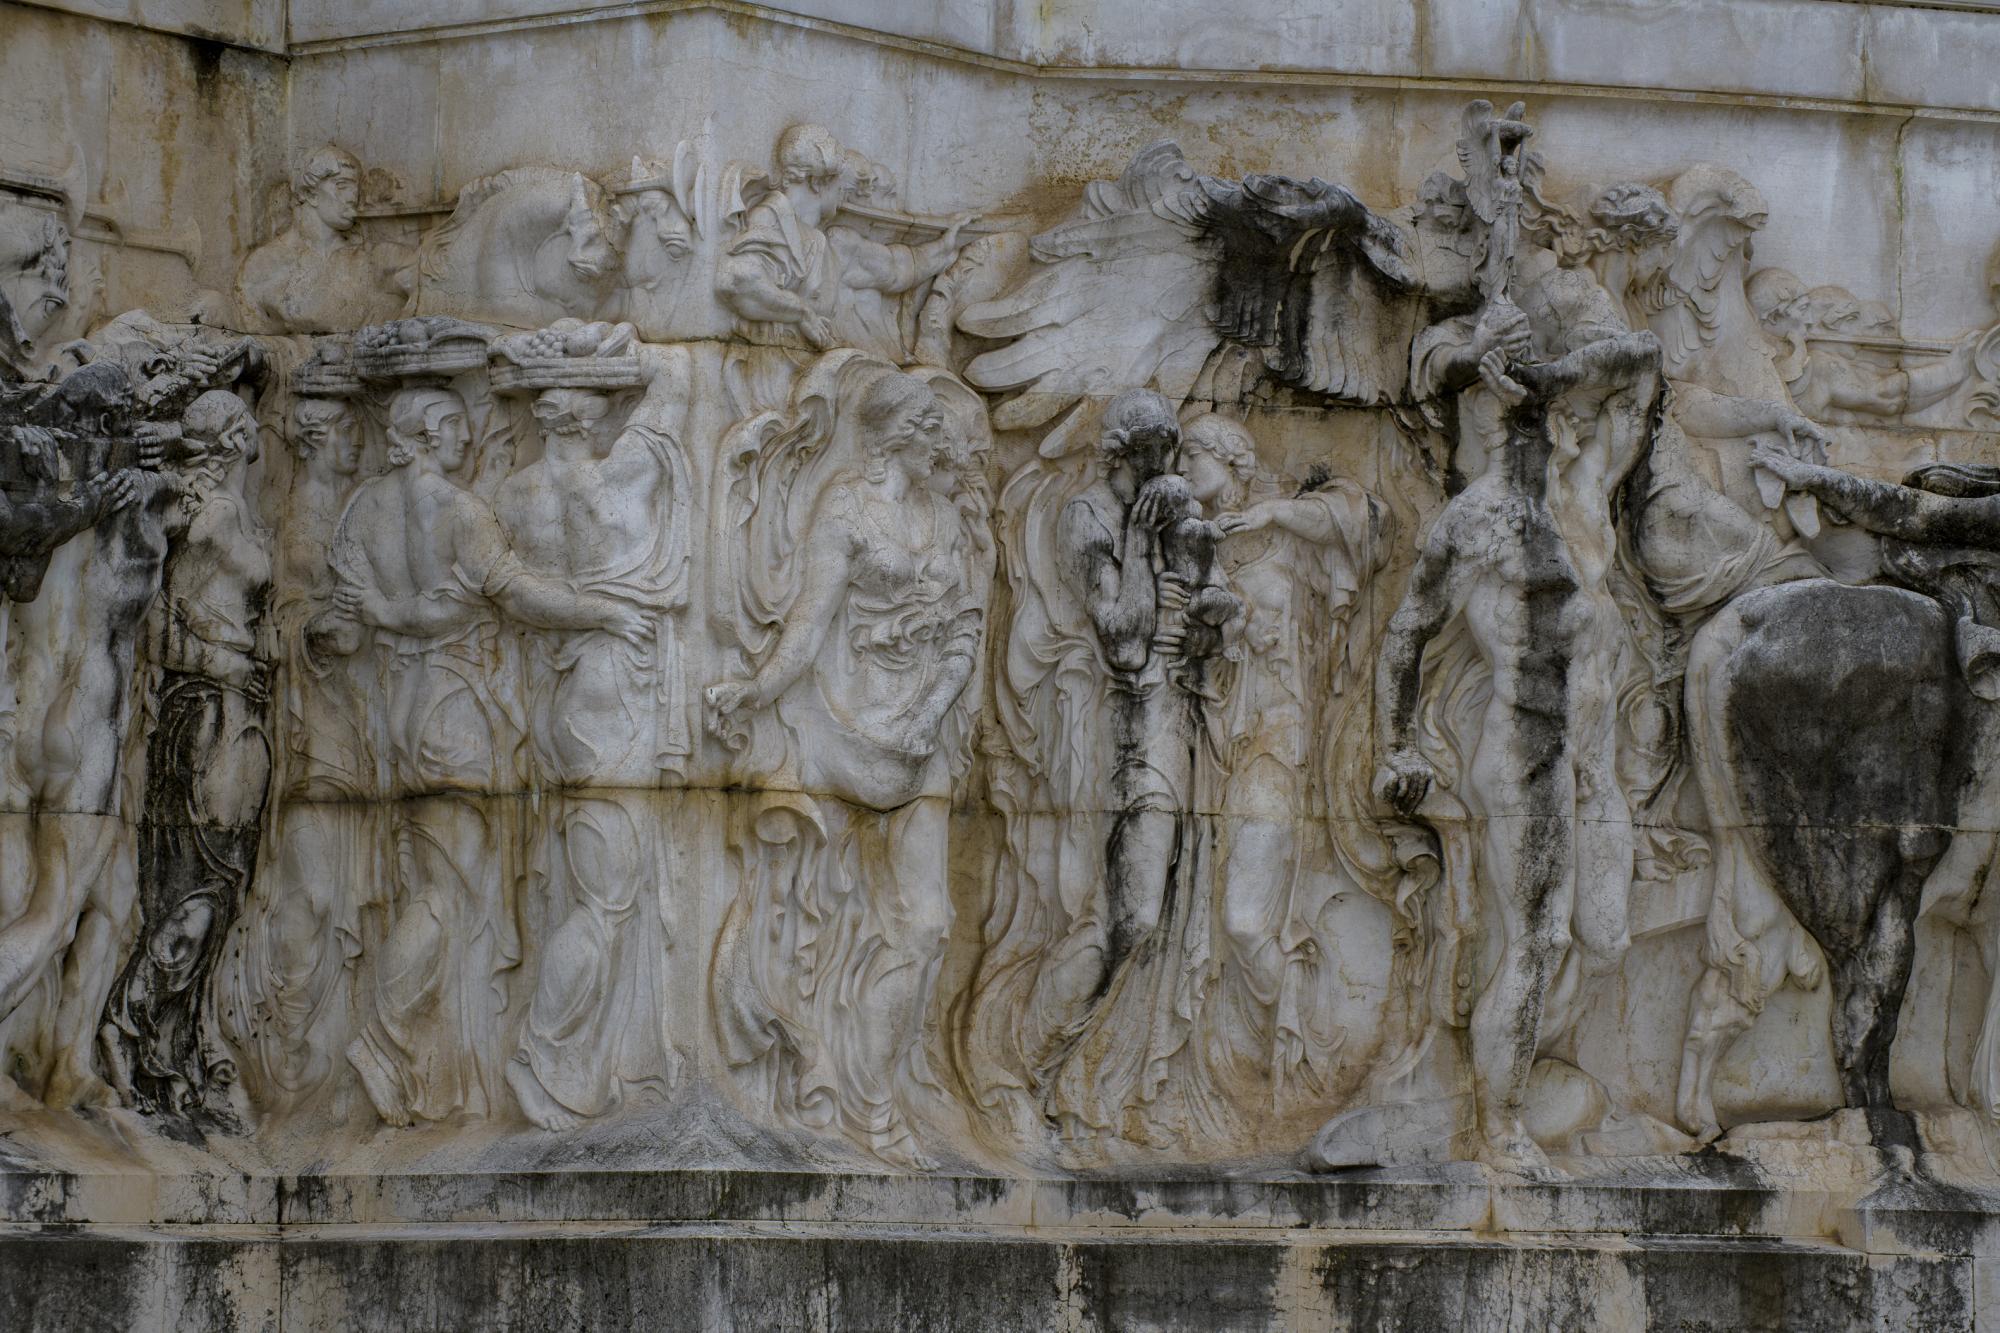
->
[385,385,471,472]
[0,205,72,347]
[292,145,362,234]
[1179,414,1259,508]
[1746,267,1807,332]
[1097,388,1181,479]
[776,124,845,212]
[839,150,896,206]
[182,389,258,472]
[857,370,944,484]
[291,396,361,475]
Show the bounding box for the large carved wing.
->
[959,143,1418,430]
[958,143,1215,430]
[1198,173,1417,403]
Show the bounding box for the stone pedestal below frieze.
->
[1,1141,1995,1331]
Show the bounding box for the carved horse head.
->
[419,168,627,326]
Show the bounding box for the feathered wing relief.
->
[959,141,1418,430]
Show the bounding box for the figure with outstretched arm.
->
[1749,443,2000,548]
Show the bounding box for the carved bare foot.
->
[44,1057,117,1112]
[506,1058,583,1133]
[345,1037,413,1129]
[1479,1121,1556,1178]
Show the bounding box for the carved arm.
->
[1750,450,2000,548]
[1065,498,1159,674]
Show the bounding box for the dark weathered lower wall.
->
[0,1167,1992,1331]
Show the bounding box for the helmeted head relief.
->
[385,386,465,466]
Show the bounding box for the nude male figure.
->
[1375,334,1659,1173]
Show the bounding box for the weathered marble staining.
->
[7,82,2000,1251]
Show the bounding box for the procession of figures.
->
[9,101,2000,1177]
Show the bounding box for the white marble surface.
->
[8,0,2000,1273]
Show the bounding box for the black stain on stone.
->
[1725,583,1961,1114]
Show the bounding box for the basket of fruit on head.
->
[292,338,366,399]
[487,321,643,393]
[353,318,495,382]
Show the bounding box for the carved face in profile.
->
[301,166,360,235]
[426,406,471,472]
[1179,416,1257,509]
[294,401,361,476]
[388,389,472,474]
[1,215,71,346]
[883,391,944,484]
[860,375,945,486]
[1181,448,1239,509]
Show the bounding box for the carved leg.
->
[47,906,130,1110]
[855,798,953,1167]
[0,813,115,1043]
[1830,870,1923,1111]
[1570,697,1634,979]
[1676,965,1752,1143]
[1466,788,1573,1176]
[1103,805,1178,981]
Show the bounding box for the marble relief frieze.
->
[5,104,2000,1183]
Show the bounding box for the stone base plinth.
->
[3,1163,1995,1330]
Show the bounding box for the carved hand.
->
[801,313,837,350]
[131,422,181,470]
[306,606,363,658]
[333,581,391,630]
[1478,349,1528,406]
[1772,408,1830,460]
[941,212,976,249]
[1747,441,1819,490]
[1472,301,1533,362]
[1217,502,1275,536]
[85,469,141,516]
[1374,747,1438,817]
[704,679,756,718]
[588,597,650,645]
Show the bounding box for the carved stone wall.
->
[11,0,2000,1327]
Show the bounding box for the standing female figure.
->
[707,354,990,1166]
